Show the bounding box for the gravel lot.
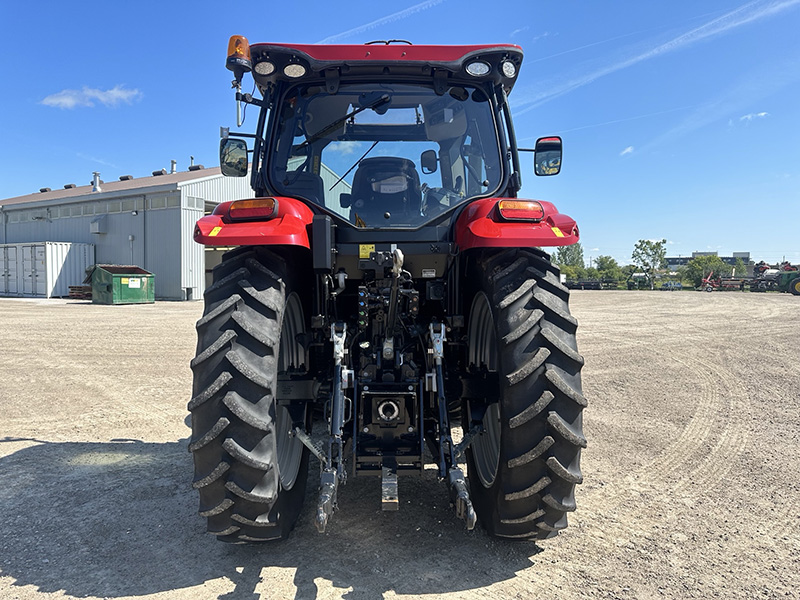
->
[0,291,798,599]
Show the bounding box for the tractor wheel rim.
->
[276,293,305,490]
[469,292,501,488]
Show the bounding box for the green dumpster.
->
[89,265,155,305]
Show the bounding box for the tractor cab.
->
[216,39,562,232]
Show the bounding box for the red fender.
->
[193,196,314,247]
[454,197,580,250]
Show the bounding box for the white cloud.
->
[739,111,770,122]
[317,0,446,44]
[510,26,530,38]
[620,146,634,156]
[328,142,362,156]
[77,153,118,168]
[41,85,142,109]
[530,31,553,45]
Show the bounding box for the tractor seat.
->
[349,157,421,226]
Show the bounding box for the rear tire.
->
[465,248,586,539]
[189,247,310,542]
[790,277,800,296]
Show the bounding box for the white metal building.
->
[0,167,252,300]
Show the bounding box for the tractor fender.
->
[193,196,315,248]
[454,197,580,250]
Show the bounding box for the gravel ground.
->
[0,291,798,600]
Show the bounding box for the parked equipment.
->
[750,262,800,294]
[700,271,748,292]
[188,37,586,543]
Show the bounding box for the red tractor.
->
[189,37,586,543]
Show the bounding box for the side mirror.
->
[420,150,438,174]
[220,138,248,177]
[534,136,562,176]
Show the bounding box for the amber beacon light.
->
[226,35,252,75]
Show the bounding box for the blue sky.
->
[1,0,799,265]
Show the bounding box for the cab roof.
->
[247,42,524,93]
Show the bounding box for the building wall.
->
[1,191,187,299]
[0,169,339,300]
[178,176,252,300]
[0,173,254,301]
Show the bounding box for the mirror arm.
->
[223,132,259,139]
[235,91,266,108]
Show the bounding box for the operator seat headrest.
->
[350,157,421,226]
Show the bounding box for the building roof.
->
[0,167,224,208]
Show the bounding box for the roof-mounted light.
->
[466,61,491,76]
[254,60,276,76]
[226,35,252,75]
[498,200,545,222]
[228,198,278,221]
[284,63,307,78]
[501,60,517,78]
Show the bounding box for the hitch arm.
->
[316,322,352,533]
[429,323,476,530]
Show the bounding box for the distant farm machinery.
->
[700,262,800,296]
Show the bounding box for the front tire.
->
[465,248,586,539]
[188,247,310,542]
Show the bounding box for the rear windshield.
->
[268,83,504,228]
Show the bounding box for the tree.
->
[594,255,623,283]
[554,242,585,268]
[685,255,732,287]
[631,239,667,289]
[559,264,586,282]
[733,257,748,278]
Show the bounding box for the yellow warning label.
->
[359,244,375,258]
[209,226,222,237]
[121,278,129,284]
[551,227,565,237]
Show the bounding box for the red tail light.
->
[228,198,278,221]
[497,200,544,222]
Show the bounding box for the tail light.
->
[228,198,278,221]
[497,200,544,222]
